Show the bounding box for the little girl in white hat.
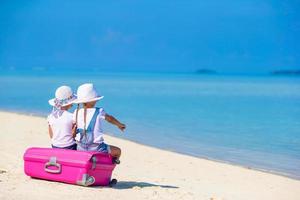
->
[47,86,77,150]
[74,83,126,164]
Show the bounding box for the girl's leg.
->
[96,143,121,164]
[109,145,121,159]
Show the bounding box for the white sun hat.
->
[48,86,77,107]
[74,83,104,104]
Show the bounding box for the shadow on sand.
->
[29,177,178,190]
[111,181,179,189]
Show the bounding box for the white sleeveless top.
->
[47,111,76,147]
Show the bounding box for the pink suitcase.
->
[23,147,117,186]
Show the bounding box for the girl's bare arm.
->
[72,123,77,138]
[105,114,126,132]
[48,125,53,139]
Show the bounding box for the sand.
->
[0,111,299,200]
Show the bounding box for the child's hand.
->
[118,123,126,132]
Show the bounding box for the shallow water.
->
[1,71,300,178]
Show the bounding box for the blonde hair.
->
[83,103,87,135]
[82,101,96,134]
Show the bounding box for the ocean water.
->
[1,71,300,179]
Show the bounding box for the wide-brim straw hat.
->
[74,83,104,104]
[48,86,77,107]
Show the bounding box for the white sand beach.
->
[0,111,299,200]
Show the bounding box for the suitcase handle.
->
[44,157,61,174]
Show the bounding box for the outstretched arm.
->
[105,114,126,132]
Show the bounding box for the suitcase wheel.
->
[109,178,117,187]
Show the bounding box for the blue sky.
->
[0,0,299,73]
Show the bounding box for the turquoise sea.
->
[0,71,299,179]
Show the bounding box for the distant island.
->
[271,70,300,76]
[195,69,217,74]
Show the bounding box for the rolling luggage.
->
[23,147,117,186]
